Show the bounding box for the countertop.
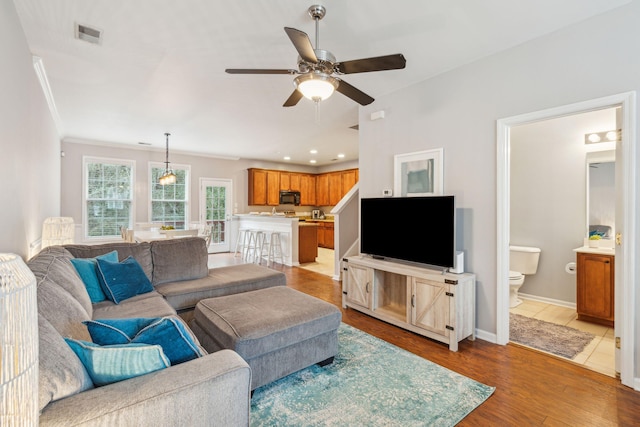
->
[573,246,615,256]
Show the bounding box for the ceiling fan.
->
[225,4,406,107]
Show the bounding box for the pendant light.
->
[159,132,176,185]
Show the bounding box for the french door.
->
[199,178,232,253]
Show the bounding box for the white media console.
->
[341,255,476,351]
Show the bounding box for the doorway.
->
[496,92,636,388]
[199,178,233,253]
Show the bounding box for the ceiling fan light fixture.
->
[295,73,338,101]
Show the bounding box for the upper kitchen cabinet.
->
[316,173,330,206]
[248,167,357,207]
[299,174,316,206]
[248,168,280,206]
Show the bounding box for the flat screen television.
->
[360,196,456,268]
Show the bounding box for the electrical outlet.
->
[382,189,392,197]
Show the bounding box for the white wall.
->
[0,0,60,258]
[358,0,640,343]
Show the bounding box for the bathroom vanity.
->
[574,246,615,327]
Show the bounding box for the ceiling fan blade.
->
[225,69,297,75]
[335,79,374,106]
[335,54,406,74]
[284,27,318,63]
[283,90,303,107]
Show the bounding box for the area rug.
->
[509,313,596,359]
[250,323,495,427]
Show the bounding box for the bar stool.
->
[234,228,250,258]
[245,230,264,263]
[260,231,284,266]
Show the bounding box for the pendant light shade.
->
[159,132,176,185]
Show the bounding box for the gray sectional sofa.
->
[31,237,286,426]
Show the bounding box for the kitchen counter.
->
[234,214,300,266]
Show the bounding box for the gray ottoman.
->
[190,286,342,390]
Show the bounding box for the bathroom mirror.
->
[586,150,615,239]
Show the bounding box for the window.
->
[83,157,134,239]
[150,164,189,229]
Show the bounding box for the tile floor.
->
[510,299,616,377]
[298,247,336,277]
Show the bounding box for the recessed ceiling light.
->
[283,156,291,160]
[337,153,345,158]
[309,159,317,164]
[310,149,318,154]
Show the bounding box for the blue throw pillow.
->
[70,251,119,303]
[85,317,205,365]
[64,338,170,386]
[96,256,153,304]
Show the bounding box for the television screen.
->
[360,196,456,268]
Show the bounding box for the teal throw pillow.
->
[70,251,119,303]
[85,317,205,365]
[64,338,170,386]
[96,256,153,304]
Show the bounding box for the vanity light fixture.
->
[158,132,177,185]
[585,129,621,144]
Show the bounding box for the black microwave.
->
[279,190,300,205]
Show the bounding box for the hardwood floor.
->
[209,254,640,426]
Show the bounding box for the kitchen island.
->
[233,214,302,266]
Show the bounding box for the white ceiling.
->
[14,0,629,166]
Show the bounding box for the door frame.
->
[199,178,233,253]
[496,91,636,388]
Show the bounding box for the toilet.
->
[509,245,541,308]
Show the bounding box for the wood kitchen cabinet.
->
[248,167,357,206]
[248,168,280,206]
[315,174,329,206]
[299,174,316,206]
[298,223,318,263]
[315,221,334,249]
[576,252,614,327]
[328,172,343,205]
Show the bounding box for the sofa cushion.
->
[38,314,94,411]
[92,291,176,319]
[154,263,286,311]
[150,237,208,285]
[64,242,153,282]
[70,250,118,303]
[28,246,93,317]
[97,256,154,304]
[85,316,206,365]
[36,278,92,341]
[65,338,170,386]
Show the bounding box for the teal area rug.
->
[250,324,495,426]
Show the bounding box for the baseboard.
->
[518,293,576,310]
[474,328,497,344]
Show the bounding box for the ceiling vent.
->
[75,23,102,45]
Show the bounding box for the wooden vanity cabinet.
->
[576,252,614,327]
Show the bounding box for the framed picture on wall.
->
[394,148,443,197]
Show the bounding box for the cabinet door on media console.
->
[344,263,372,309]
[411,278,450,338]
